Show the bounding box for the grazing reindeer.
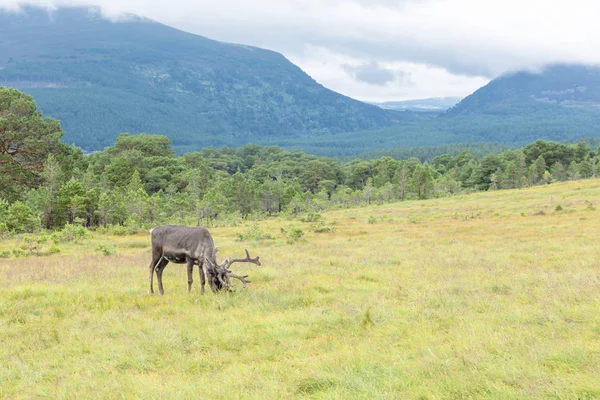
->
[148,225,261,295]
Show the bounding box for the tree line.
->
[2,87,600,234]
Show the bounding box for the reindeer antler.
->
[226,273,252,288]
[221,249,261,270]
[211,249,261,291]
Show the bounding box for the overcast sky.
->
[2,0,600,102]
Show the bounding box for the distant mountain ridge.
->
[292,64,600,155]
[446,64,600,116]
[0,6,406,152]
[372,97,462,112]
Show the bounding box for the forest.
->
[2,87,600,235]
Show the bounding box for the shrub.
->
[300,213,322,223]
[107,224,129,236]
[407,214,422,224]
[5,201,40,233]
[124,215,143,234]
[22,235,39,255]
[96,244,114,256]
[555,204,563,211]
[55,224,91,243]
[48,244,61,254]
[368,215,377,224]
[12,248,27,257]
[310,219,336,233]
[287,227,305,243]
[236,223,273,241]
[0,250,11,258]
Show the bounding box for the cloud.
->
[343,62,399,86]
[2,0,599,101]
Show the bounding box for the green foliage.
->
[555,204,563,211]
[0,87,64,201]
[53,223,90,243]
[286,227,305,243]
[104,224,129,236]
[124,215,144,235]
[5,201,40,233]
[95,244,114,256]
[236,223,274,242]
[11,248,27,257]
[21,234,49,255]
[300,213,323,223]
[310,220,336,233]
[0,250,11,258]
[2,130,600,235]
[368,215,377,224]
[585,200,596,210]
[48,243,61,254]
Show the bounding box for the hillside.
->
[3,8,600,157]
[171,62,600,156]
[447,64,600,116]
[0,6,405,153]
[327,64,600,155]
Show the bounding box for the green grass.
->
[1,180,600,398]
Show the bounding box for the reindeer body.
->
[148,225,260,295]
[148,225,219,295]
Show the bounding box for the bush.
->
[48,244,61,254]
[0,250,11,258]
[12,248,27,257]
[124,215,143,234]
[555,204,563,211]
[107,224,129,236]
[368,215,377,224]
[236,223,273,241]
[96,244,114,256]
[300,213,323,223]
[5,201,40,233]
[310,219,337,233]
[55,224,91,243]
[286,227,305,243]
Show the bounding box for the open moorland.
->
[1,179,600,399]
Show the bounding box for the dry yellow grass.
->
[1,179,599,399]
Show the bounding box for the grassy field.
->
[1,180,600,399]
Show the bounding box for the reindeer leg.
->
[199,261,206,295]
[148,252,162,295]
[155,258,169,296]
[186,258,194,293]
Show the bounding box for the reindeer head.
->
[204,248,261,292]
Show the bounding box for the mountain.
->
[0,6,406,153]
[372,97,461,112]
[2,7,600,157]
[293,64,600,155]
[447,64,600,116]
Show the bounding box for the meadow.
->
[1,180,599,399]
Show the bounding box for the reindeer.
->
[148,225,261,295]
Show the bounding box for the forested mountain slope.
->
[3,7,600,156]
[447,64,600,116]
[0,6,406,152]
